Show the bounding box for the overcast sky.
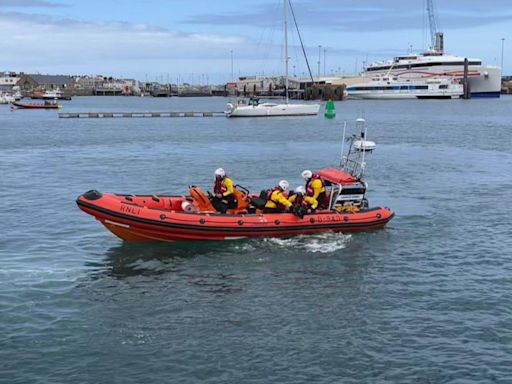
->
[0,0,510,83]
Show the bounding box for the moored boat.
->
[12,101,62,109]
[347,76,463,99]
[361,0,501,97]
[225,98,320,117]
[0,93,15,104]
[225,0,320,117]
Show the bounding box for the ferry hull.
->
[363,65,501,97]
[470,92,501,98]
[349,93,460,100]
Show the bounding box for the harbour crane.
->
[426,0,444,53]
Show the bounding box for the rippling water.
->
[1,96,512,383]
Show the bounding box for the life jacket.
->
[266,187,287,209]
[293,193,308,208]
[214,177,227,195]
[306,174,325,197]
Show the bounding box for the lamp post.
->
[317,45,322,80]
[501,38,505,71]
[323,48,326,76]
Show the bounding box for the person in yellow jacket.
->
[212,168,237,213]
[264,180,293,213]
[289,186,318,218]
[301,169,327,209]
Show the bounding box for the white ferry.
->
[347,77,463,100]
[362,51,501,98]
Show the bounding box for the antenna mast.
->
[284,0,289,103]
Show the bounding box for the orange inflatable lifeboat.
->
[76,168,394,242]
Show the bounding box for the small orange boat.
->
[77,118,394,242]
[76,168,394,242]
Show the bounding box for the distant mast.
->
[284,0,289,103]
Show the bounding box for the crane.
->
[426,0,443,53]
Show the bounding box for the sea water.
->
[1,96,512,383]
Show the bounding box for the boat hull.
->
[363,65,502,97]
[77,192,394,242]
[349,93,460,100]
[226,102,320,117]
[12,101,61,109]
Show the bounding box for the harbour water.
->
[1,96,512,383]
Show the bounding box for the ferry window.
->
[439,85,448,89]
[400,86,408,90]
[416,86,428,90]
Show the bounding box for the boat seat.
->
[225,188,250,214]
[189,186,216,212]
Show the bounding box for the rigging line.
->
[288,0,315,83]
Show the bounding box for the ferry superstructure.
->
[362,52,501,98]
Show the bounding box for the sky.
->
[0,0,510,83]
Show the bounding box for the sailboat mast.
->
[284,0,289,103]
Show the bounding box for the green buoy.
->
[324,99,336,119]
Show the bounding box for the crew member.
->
[301,169,327,209]
[289,186,318,218]
[211,168,237,213]
[264,180,292,213]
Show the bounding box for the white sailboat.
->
[225,0,320,117]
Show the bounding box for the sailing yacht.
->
[225,0,320,117]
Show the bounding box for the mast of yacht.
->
[284,0,289,104]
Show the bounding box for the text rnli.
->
[120,204,141,216]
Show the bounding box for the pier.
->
[58,111,225,118]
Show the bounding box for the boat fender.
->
[160,214,166,220]
[344,216,349,222]
[83,190,102,201]
[199,218,206,224]
[274,220,280,225]
[376,213,382,219]
[238,220,244,226]
[310,218,315,223]
[181,201,197,213]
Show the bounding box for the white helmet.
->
[278,180,289,191]
[214,168,225,178]
[301,170,313,180]
[295,186,306,194]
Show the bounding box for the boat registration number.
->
[316,215,342,223]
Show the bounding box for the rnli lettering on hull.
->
[120,204,141,215]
